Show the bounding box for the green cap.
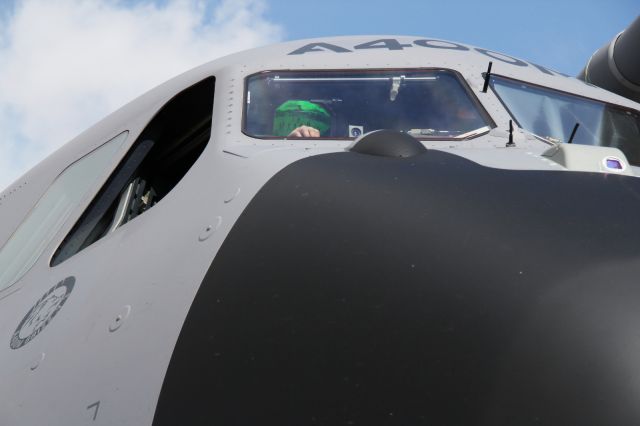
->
[273,100,331,137]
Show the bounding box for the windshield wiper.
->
[567,122,580,144]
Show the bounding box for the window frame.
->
[242,68,496,141]
[489,74,640,146]
[0,131,129,297]
[49,76,215,267]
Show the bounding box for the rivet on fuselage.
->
[108,305,132,333]
[29,352,45,371]
[224,188,241,203]
[199,217,222,242]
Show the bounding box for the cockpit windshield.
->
[244,69,493,140]
[491,76,640,165]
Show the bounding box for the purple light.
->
[605,158,623,170]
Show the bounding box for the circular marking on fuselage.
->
[10,276,75,349]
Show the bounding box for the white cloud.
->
[0,0,282,191]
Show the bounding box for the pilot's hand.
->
[288,125,320,138]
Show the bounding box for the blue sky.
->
[265,0,637,76]
[0,0,637,191]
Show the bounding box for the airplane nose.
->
[154,148,640,425]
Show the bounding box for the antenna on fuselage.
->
[482,61,493,93]
[506,119,516,147]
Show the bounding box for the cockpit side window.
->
[0,132,128,292]
[243,69,494,140]
[490,75,640,165]
[50,76,215,266]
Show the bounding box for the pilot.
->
[288,125,321,138]
[429,86,484,133]
[273,100,330,138]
